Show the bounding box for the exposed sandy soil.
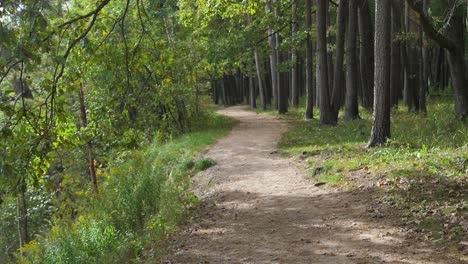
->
[160,106,461,264]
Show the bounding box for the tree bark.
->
[390,0,403,107]
[266,0,279,110]
[368,0,391,147]
[316,0,335,125]
[418,0,427,113]
[249,75,256,108]
[291,1,299,108]
[305,0,314,120]
[254,49,267,110]
[358,0,374,109]
[344,0,360,120]
[331,0,348,118]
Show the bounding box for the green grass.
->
[273,97,467,255]
[19,113,235,264]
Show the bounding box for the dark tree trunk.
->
[344,0,360,120]
[326,1,334,92]
[291,1,299,108]
[404,1,420,111]
[403,1,413,110]
[368,0,391,147]
[390,0,403,107]
[211,81,219,105]
[358,0,374,109]
[331,0,348,118]
[274,0,288,114]
[418,0,427,113]
[17,188,29,249]
[316,0,335,124]
[221,77,227,105]
[249,75,256,108]
[305,0,314,120]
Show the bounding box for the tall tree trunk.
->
[316,0,335,124]
[78,84,98,192]
[274,0,288,114]
[368,0,391,147]
[404,2,420,111]
[344,0,360,120]
[249,75,256,108]
[291,1,299,108]
[266,0,279,110]
[16,196,23,250]
[418,0,427,113]
[358,0,374,109]
[390,0,403,107]
[326,1,334,91]
[305,0,314,120]
[220,77,227,105]
[254,49,267,110]
[331,0,348,118]
[403,1,413,110]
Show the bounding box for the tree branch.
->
[58,0,112,28]
[405,0,456,51]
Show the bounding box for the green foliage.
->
[194,158,217,171]
[1,0,235,260]
[18,113,234,263]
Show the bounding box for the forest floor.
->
[159,106,462,264]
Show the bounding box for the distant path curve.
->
[162,106,459,264]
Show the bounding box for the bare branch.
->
[58,0,112,28]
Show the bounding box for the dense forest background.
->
[0,0,466,263]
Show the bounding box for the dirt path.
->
[162,106,459,264]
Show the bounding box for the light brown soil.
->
[161,106,460,264]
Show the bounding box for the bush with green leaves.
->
[18,113,233,263]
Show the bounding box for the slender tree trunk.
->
[403,1,413,110]
[220,77,227,105]
[331,0,348,118]
[390,0,402,107]
[368,0,391,147]
[78,84,98,192]
[448,49,467,119]
[266,0,279,110]
[326,0,334,91]
[344,0,360,120]
[418,0,427,113]
[16,196,23,250]
[404,2,420,111]
[291,1,299,108]
[249,75,256,108]
[358,0,374,109]
[305,0,314,120]
[316,0,335,124]
[254,49,267,110]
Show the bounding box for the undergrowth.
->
[276,98,467,257]
[18,113,234,263]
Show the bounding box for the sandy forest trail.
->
[162,106,459,264]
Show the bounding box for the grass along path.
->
[278,99,468,260]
